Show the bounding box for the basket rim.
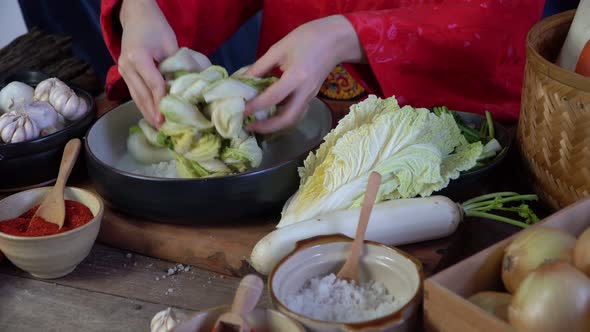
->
[526,9,590,93]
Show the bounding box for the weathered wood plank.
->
[0,243,270,311]
[0,274,193,332]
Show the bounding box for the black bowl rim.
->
[84,98,333,183]
[0,79,95,150]
[451,110,513,177]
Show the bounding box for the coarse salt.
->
[284,273,400,323]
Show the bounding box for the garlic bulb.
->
[0,81,34,113]
[150,307,178,332]
[21,101,62,136]
[34,77,89,121]
[0,110,40,143]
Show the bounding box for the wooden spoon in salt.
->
[213,274,264,332]
[31,138,81,229]
[336,171,382,284]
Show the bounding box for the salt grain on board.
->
[285,274,400,323]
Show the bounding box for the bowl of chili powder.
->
[0,186,103,279]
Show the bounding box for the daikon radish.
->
[250,192,538,275]
[556,0,590,71]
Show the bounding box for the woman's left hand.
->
[244,15,366,134]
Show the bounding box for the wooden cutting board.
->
[80,173,448,278]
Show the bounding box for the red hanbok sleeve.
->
[342,1,545,121]
[100,0,262,100]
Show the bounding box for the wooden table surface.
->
[0,97,552,332]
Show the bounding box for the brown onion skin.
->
[508,262,590,332]
[501,227,576,293]
[574,227,590,277]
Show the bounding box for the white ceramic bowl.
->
[172,305,306,332]
[269,235,424,332]
[0,186,104,279]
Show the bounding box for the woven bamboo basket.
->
[518,10,590,211]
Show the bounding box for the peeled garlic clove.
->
[150,307,178,332]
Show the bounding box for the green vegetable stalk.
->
[461,192,540,228]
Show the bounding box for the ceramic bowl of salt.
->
[268,234,423,332]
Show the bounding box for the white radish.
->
[250,192,540,275]
[250,196,461,275]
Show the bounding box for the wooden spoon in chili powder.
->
[31,138,81,230]
[335,171,382,283]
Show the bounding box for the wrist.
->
[120,0,157,28]
[327,15,367,64]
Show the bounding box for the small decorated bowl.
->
[268,235,423,332]
[172,305,306,332]
[0,186,103,279]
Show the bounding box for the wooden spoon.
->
[213,274,264,332]
[31,138,81,229]
[336,171,382,283]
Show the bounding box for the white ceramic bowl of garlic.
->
[268,234,423,332]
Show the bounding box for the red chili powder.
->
[0,200,94,237]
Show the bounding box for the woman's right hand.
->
[119,0,178,128]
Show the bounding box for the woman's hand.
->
[118,0,178,128]
[244,15,366,134]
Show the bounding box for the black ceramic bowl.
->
[85,98,332,224]
[436,111,512,201]
[0,71,96,191]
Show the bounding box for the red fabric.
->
[100,0,545,121]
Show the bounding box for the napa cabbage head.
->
[278,95,482,228]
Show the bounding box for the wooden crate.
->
[423,197,590,331]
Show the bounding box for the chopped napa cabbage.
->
[200,65,228,81]
[234,76,278,92]
[174,153,210,178]
[184,133,221,162]
[202,79,259,103]
[127,130,174,165]
[221,136,263,172]
[159,95,213,130]
[278,95,482,228]
[199,159,232,174]
[171,130,197,154]
[169,73,203,97]
[137,119,164,147]
[209,97,245,139]
[158,47,211,74]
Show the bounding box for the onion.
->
[574,226,590,277]
[508,262,590,332]
[468,291,511,321]
[502,226,576,293]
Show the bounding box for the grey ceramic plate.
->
[85,98,332,224]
